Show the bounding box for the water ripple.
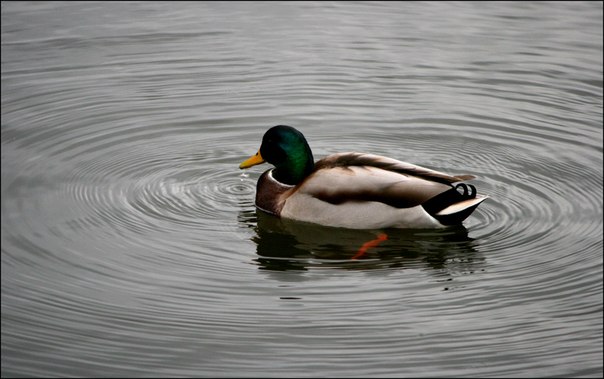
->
[2,1,601,378]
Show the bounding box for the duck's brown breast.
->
[255,170,295,216]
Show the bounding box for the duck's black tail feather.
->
[422,183,488,225]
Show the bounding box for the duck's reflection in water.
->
[241,210,485,274]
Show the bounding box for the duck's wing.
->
[315,152,475,185]
[294,153,468,209]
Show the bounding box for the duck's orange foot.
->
[351,233,388,260]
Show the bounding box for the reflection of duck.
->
[247,210,484,273]
[240,125,488,229]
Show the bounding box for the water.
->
[1,1,602,377]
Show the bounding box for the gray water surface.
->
[2,2,602,377]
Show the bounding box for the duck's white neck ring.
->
[268,169,295,188]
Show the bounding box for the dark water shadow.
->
[239,210,485,275]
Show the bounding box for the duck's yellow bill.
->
[239,150,265,169]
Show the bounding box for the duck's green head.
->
[239,125,314,185]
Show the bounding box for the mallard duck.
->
[239,125,487,229]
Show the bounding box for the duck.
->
[239,125,488,229]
